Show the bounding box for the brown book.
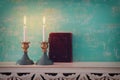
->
[48,33,72,62]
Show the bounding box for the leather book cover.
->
[48,33,72,62]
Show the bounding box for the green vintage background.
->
[0,0,120,62]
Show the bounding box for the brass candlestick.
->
[16,42,34,65]
[36,42,53,65]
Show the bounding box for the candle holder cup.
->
[16,42,34,65]
[36,42,53,65]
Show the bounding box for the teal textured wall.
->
[0,0,120,62]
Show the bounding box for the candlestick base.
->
[36,52,53,65]
[16,52,34,65]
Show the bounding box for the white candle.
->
[23,16,27,42]
[43,16,45,42]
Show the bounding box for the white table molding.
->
[0,62,120,80]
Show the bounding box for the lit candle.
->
[23,16,27,42]
[43,16,45,42]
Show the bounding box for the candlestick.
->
[36,42,53,65]
[23,16,27,42]
[16,42,34,65]
[43,16,45,42]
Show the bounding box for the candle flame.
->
[24,16,26,25]
[43,16,45,25]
